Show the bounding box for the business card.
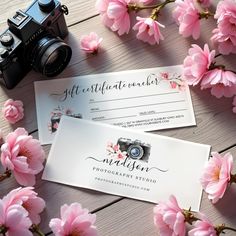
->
[42,116,210,211]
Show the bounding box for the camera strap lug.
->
[61,5,69,15]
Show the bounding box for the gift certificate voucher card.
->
[43,116,210,211]
[35,65,196,144]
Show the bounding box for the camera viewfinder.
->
[11,11,28,26]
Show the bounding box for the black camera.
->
[117,138,151,162]
[0,0,72,89]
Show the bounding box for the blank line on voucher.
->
[141,108,188,115]
[90,100,185,113]
[89,92,179,104]
[92,115,137,121]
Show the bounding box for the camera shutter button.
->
[38,0,55,12]
[0,48,9,58]
[0,33,14,47]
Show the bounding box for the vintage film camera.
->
[117,138,151,162]
[0,0,72,89]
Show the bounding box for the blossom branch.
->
[215,53,222,58]
[153,195,236,235]
[128,0,175,12]
[182,208,201,225]
[199,10,214,19]
[209,62,226,71]
[30,224,45,236]
[230,173,236,184]
[151,0,176,19]
[216,224,236,234]
[209,63,236,75]
[0,169,11,182]
[0,225,8,236]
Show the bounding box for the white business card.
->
[35,65,196,144]
[42,116,210,211]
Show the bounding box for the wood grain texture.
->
[0,11,235,150]
[1,0,236,235]
[96,146,236,236]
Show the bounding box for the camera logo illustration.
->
[107,138,151,162]
[48,106,82,133]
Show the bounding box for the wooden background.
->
[0,0,236,235]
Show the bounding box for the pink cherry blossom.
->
[200,152,233,203]
[106,142,127,159]
[211,29,236,55]
[2,99,24,124]
[53,122,59,130]
[0,199,33,236]
[133,17,165,45]
[173,0,201,40]
[3,187,45,225]
[161,72,169,80]
[170,81,178,89]
[80,32,103,54]
[113,144,119,152]
[116,150,127,159]
[96,0,131,35]
[232,96,236,113]
[95,0,114,28]
[189,213,217,236]
[107,0,131,35]
[0,128,45,186]
[201,68,236,98]
[153,195,186,236]
[49,202,97,236]
[211,0,236,55]
[106,142,117,154]
[183,44,215,86]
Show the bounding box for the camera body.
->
[117,138,151,162]
[0,0,72,89]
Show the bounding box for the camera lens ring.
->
[41,41,71,76]
[31,35,72,77]
[127,145,144,160]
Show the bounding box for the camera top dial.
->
[38,0,55,12]
[0,33,14,47]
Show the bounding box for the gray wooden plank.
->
[0,0,98,30]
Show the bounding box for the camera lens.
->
[127,145,144,160]
[46,50,58,64]
[31,35,72,77]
